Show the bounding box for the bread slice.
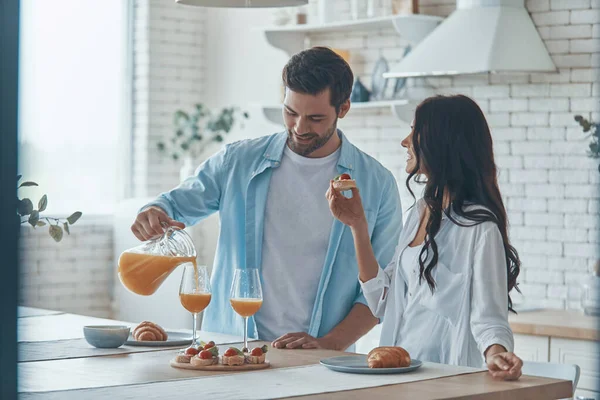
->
[246,353,266,364]
[222,354,245,366]
[175,354,192,363]
[332,179,356,191]
[190,356,218,367]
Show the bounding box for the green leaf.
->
[574,115,583,122]
[28,210,39,227]
[172,153,179,161]
[67,211,82,225]
[36,221,46,227]
[17,198,34,216]
[174,111,189,125]
[18,181,38,188]
[64,222,70,235]
[214,134,223,142]
[49,225,63,242]
[157,142,166,151]
[176,129,184,137]
[38,194,48,212]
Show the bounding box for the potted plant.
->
[574,115,600,314]
[17,176,82,242]
[574,115,599,173]
[157,103,249,181]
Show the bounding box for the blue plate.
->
[320,355,422,374]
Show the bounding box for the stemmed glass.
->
[179,263,211,348]
[230,268,263,352]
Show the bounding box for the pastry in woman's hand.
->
[367,346,411,368]
[133,321,168,341]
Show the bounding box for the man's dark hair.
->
[282,46,354,112]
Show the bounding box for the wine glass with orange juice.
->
[230,269,263,352]
[179,264,211,348]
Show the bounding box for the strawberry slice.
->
[335,173,352,181]
[185,347,199,356]
[250,345,269,356]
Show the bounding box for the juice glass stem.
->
[243,316,248,352]
[192,312,198,347]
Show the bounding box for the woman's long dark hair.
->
[407,95,521,312]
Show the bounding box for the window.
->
[18,0,131,215]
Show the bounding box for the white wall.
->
[19,219,114,318]
[203,0,600,311]
[19,0,600,322]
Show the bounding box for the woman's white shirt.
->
[360,200,514,368]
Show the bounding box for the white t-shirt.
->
[254,145,341,341]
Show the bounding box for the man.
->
[131,47,402,351]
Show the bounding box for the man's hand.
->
[485,345,523,381]
[131,206,185,241]
[272,332,334,350]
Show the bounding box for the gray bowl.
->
[83,325,131,348]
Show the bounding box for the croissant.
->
[367,346,411,368]
[133,321,168,341]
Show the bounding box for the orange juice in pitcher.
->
[118,226,197,296]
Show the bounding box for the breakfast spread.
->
[170,343,270,370]
[367,346,411,368]
[332,173,356,191]
[132,321,168,341]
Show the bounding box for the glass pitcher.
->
[118,225,197,296]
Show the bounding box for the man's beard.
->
[287,119,338,157]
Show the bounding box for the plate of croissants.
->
[125,321,193,347]
[320,346,422,374]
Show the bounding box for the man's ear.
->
[338,99,351,119]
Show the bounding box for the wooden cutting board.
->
[170,359,270,371]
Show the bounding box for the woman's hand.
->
[486,347,523,381]
[326,180,367,230]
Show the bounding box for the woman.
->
[327,95,523,380]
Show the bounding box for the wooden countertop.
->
[17,307,572,400]
[509,309,599,341]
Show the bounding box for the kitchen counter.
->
[509,309,599,341]
[17,307,571,400]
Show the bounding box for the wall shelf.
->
[260,99,417,125]
[262,14,443,56]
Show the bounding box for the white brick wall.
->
[19,222,114,318]
[133,0,206,197]
[19,1,208,317]
[303,0,600,310]
[26,0,596,316]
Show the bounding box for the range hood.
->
[175,0,307,7]
[384,0,557,78]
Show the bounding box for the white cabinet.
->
[513,334,600,399]
[550,338,600,395]
[514,333,550,362]
[575,388,600,400]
